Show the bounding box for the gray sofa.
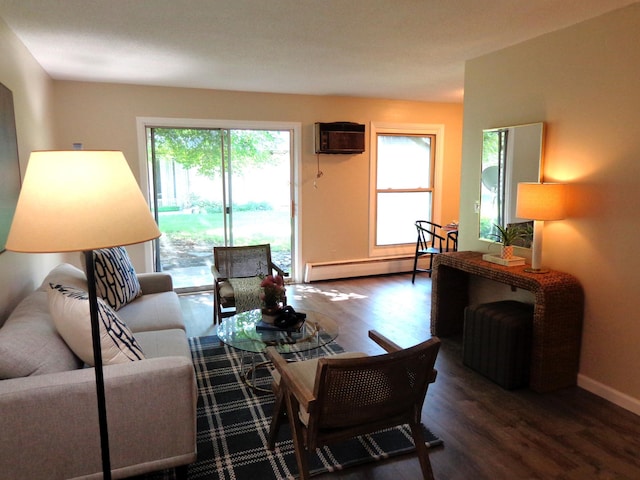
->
[0,263,197,480]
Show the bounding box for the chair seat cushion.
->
[217,280,235,307]
[272,352,367,425]
[134,329,191,360]
[117,291,185,333]
[218,277,265,312]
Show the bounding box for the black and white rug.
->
[151,335,442,479]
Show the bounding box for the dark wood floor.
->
[179,274,640,480]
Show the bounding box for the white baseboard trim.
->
[304,256,415,282]
[578,374,640,416]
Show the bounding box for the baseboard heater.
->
[304,256,414,283]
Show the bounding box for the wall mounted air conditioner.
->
[314,122,365,154]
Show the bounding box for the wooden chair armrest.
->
[265,347,315,408]
[211,266,226,282]
[368,330,403,353]
[265,346,289,375]
[270,262,289,277]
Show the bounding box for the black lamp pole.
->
[84,250,112,480]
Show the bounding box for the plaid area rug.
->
[152,335,442,480]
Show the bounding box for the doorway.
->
[145,123,295,291]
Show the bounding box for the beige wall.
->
[0,19,59,323]
[51,82,462,277]
[459,4,640,413]
[0,13,462,320]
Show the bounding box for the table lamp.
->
[515,182,566,273]
[6,150,161,480]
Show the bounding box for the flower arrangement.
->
[260,274,286,309]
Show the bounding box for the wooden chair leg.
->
[212,290,219,324]
[268,386,285,450]
[409,421,435,480]
[285,393,310,480]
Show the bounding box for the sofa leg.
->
[175,464,189,480]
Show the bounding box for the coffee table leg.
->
[243,355,273,394]
[240,349,246,372]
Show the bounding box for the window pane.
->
[377,135,431,189]
[376,191,432,245]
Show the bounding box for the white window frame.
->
[136,117,303,281]
[368,122,445,257]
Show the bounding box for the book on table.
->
[256,318,305,333]
[482,253,526,267]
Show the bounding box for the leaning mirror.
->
[479,122,544,248]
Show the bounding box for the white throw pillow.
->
[37,263,88,292]
[93,247,142,310]
[48,284,145,366]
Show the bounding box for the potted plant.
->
[260,274,286,323]
[493,224,525,259]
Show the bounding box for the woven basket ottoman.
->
[463,300,534,390]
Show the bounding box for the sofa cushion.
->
[0,291,82,379]
[134,329,192,359]
[93,247,142,311]
[118,291,186,333]
[48,284,145,366]
[38,263,88,292]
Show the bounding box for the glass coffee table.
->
[217,308,339,392]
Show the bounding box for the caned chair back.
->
[213,244,273,279]
[310,337,440,433]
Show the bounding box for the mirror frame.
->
[479,122,545,247]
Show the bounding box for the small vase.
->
[261,306,282,324]
[501,245,514,259]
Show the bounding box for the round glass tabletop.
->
[217,308,339,354]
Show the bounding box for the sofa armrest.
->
[137,272,174,294]
[0,356,197,480]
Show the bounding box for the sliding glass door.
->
[147,126,292,291]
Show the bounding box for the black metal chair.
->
[445,229,458,252]
[412,220,446,283]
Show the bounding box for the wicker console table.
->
[431,251,584,393]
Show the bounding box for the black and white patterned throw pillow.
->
[93,247,142,310]
[48,283,145,365]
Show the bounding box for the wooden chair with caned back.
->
[266,330,441,480]
[211,244,287,324]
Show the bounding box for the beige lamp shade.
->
[6,150,160,253]
[516,182,566,221]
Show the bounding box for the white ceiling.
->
[0,0,636,102]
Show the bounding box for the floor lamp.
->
[515,182,566,274]
[6,150,161,480]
